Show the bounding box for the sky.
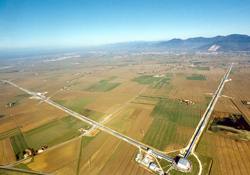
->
[0,0,250,49]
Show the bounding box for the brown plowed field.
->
[214,135,250,175]
[78,132,122,174]
[125,104,155,141]
[104,103,124,114]
[52,91,136,104]
[85,100,121,114]
[213,98,240,114]
[78,131,154,175]
[169,76,218,103]
[100,142,153,175]
[0,138,16,165]
[51,160,78,175]
[12,101,67,132]
[26,137,81,173]
[0,117,17,134]
[224,73,250,101]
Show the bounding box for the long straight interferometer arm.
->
[184,63,233,159]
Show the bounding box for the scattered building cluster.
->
[37,146,48,154]
[23,149,32,158]
[78,128,87,133]
[135,149,164,175]
[61,85,73,91]
[181,99,194,105]
[5,100,18,107]
[153,75,165,78]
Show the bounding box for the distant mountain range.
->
[100,34,250,52]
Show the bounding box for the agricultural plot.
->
[10,133,28,160]
[12,101,67,133]
[78,131,153,175]
[175,73,186,77]
[198,67,210,70]
[84,100,121,114]
[24,115,90,148]
[0,138,16,165]
[105,103,155,141]
[142,99,207,150]
[131,75,161,84]
[0,127,19,141]
[14,137,82,173]
[150,78,171,89]
[52,99,94,113]
[211,135,250,175]
[106,108,136,134]
[165,73,173,77]
[83,76,121,92]
[186,74,206,81]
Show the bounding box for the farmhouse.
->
[5,100,18,107]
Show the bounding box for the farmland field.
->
[0,138,16,165]
[24,115,90,148]
[131,75,162,84]
[83,76,121,92]
[1,51,250,175]
[10,133,28,160]
[14,137,82,173]
[186,74,206,81]
[142,99,207,150]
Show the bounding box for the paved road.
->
[0,167,52,175]
[184,63,233,158]
[7,80,174,163]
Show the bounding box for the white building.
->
[177,158,190,169]
[141,156,153,167]
[149,163,157,171]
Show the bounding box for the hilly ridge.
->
[132,34,250,52]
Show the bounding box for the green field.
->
[142,99,207,150]
[53,99,94,113]
[15,94,29,98]
[24,116,90,148]
[10,133,28,160]
[131,75,161,84]
[186,74,206,81]
[151,78,171,89]
[196,132,221,174]
[4,93,29,105]
[198,67,210,70]
[165,73,173,77]
[176,73,185,77]
[83,76,121,92]
[106,108,135,134]
[87,111,106,122]
[0,168,33,175]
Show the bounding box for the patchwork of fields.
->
[0,53,250,175]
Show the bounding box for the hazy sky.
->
[1,0,250,49]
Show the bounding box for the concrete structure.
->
[172,157,193,173]
[135,152,143,163]
[177,158,189,169]
[141,156,153,167]
[149,162,157,171]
